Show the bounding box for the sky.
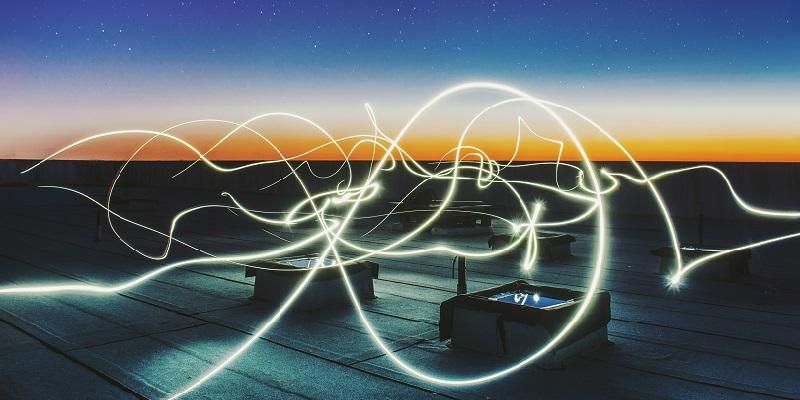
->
[1,0,799,161]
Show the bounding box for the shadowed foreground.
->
[0,186,798,399]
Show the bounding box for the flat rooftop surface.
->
[0,187,799,399]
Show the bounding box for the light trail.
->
[1,81,797,398]
[522,202,544,272]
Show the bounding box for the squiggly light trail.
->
[2,82,798,398]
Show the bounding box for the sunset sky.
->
[1,1,798,161]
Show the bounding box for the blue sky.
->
[1,1,799,160]
[4,0,798,77]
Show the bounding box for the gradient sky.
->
[2,1,799,161]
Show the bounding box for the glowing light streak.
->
[0,81,796,398]
[522,202,543,272]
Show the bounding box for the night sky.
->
[2,1,799,161]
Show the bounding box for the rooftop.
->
[0,185,798,399]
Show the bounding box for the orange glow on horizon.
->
[28,132,800,163]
